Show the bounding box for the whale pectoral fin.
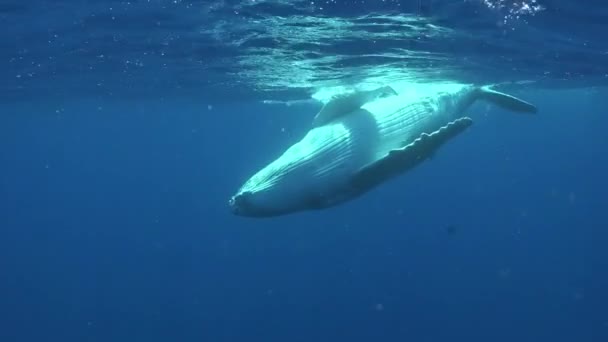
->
[312,86,399,127]
[351,117,474,190]
[478,86,538,114]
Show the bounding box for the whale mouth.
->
[228,191,254,216]
[228,194,243,215]
[228,191,287,218]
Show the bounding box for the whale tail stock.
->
[476,85,538,114]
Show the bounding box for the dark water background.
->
[1,1,607,341]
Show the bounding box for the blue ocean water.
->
[0,0,607,341]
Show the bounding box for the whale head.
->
[229,143,325,218]
[229,128,356,218]
[229,158,325,217]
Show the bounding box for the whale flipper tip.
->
[478,86,538,114]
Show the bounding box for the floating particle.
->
[568,192,576,204]
[445,224,457,235]
[498,268,511,278]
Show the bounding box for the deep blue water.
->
[1,1,608,341]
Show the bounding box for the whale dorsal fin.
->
[312,85,397,127]
[351,116,474,190]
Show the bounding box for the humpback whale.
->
[229,83,537,217]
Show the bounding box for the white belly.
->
[312,93,450,168]
[293,92,452,203]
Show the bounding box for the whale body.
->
[229,83,537,217]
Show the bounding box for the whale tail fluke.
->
[477,86,538,114]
